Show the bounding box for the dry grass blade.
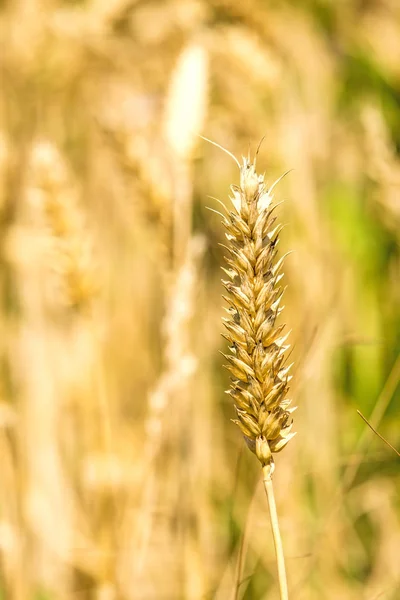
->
[357,410,400,457]
[343,352,400,489]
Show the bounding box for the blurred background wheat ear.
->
[0,0,400,599]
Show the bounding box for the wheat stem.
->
[262,464,288,600]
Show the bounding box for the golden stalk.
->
[263,464,288,600]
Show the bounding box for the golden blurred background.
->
[0,0,400,598]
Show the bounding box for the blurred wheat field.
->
[0,0,400,599]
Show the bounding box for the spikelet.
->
[219,153,296,467]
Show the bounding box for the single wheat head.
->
[29,141,97,314]
[220,156,296,467]
[214,144,296,599]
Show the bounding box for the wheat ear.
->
[216,150,296,599]
[29,141,97,313]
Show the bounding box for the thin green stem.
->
[262,465,289,600]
